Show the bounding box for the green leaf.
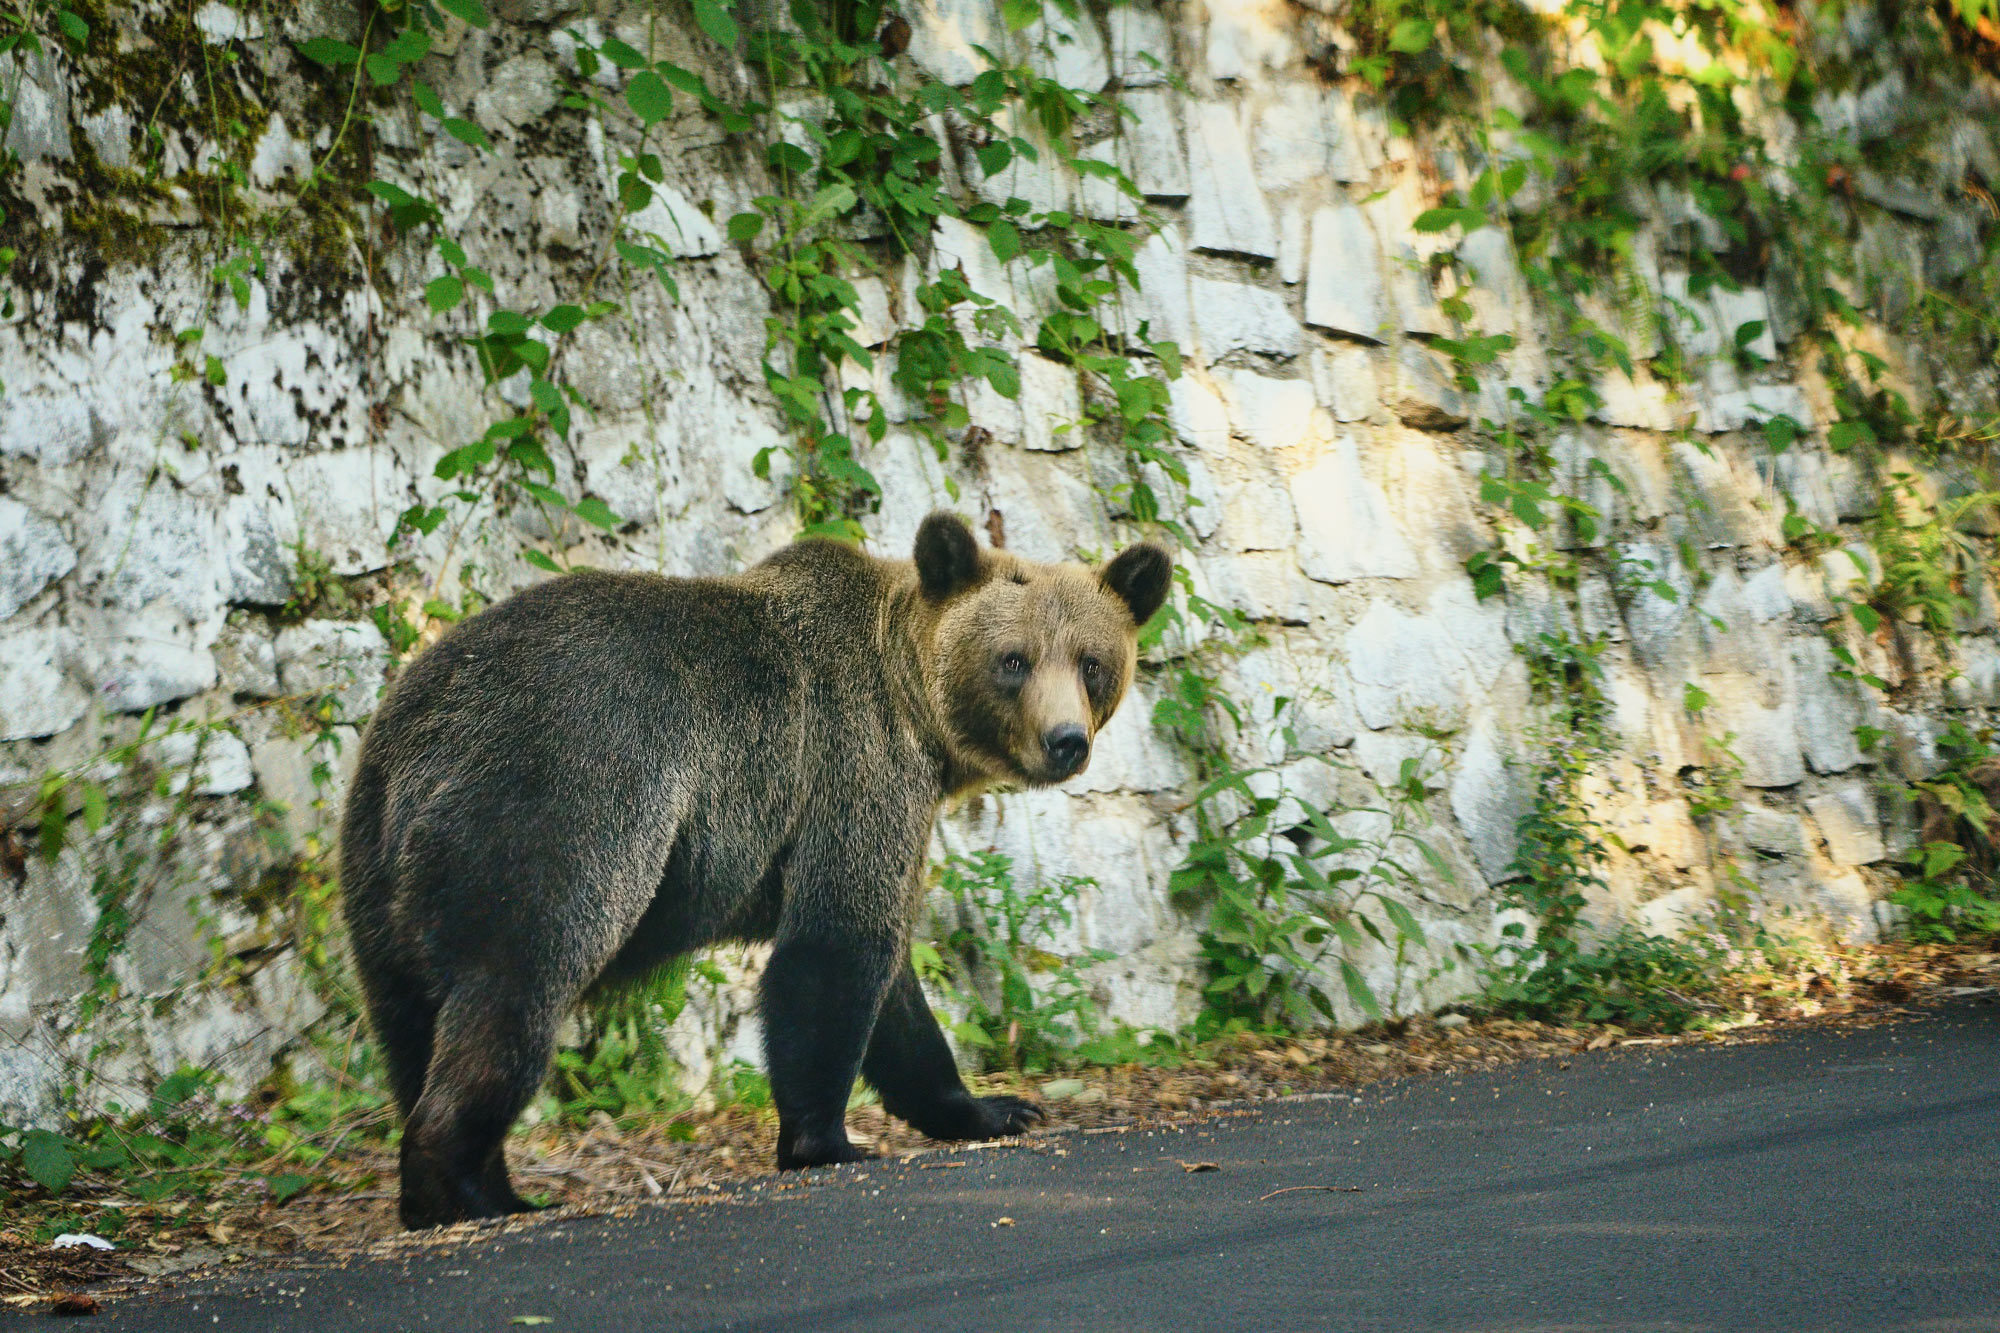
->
[540,304,587,334]
[411,80,445,119]
[726,211,764,242]
[21,1130,74,1193]
[80,780,107,833]
[437,0,492,26]
[267,1173,313,1203]
[522,550,563,574]
[364,51,402,86]
[1388,16,1433,53]
[692,0,739,48]
[55,9,88,42]
[425,274,464,313]
[442,118,492,152]
[626,71,673,125]
[1001,0,1042,30]
[298,37,360,67]
[204,354,227,387]
[987,218,1021,264]
[1827,420,1876,453]
[599,38,648,69]
[975,140,1013,177]
[573,497,619,530]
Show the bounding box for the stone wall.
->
[2,0,1996,1122]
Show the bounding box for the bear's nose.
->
[1043,724,1089,776]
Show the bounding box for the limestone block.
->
[1168,374,1231,456]
[1671,441,1768,548]
[1120,91,1192,199]
[942,789,1180,960]
[193,4,264,42]
[978,450,1112,563]
[0,49,71,163]
[1107,6,1173,86]
[1947,635,2000,709]
[157,729,256,797]
[249,724,361,846]
[1698,382,1812,435]
[1807,782,1887,867]
[1578,575,1624,642]
[1710,287,1779,361]
[1450,713,1530,883]
[1202,0,1297,80]
[1883,708,1943,780]
[1199,551,1313,624]
[1214,455,1299,552]
[625,184,724,258]
[1345,582,1510,731]
[1291,437,1418,584]
[0,497,74,621]
[80,472,227,624]
[474,54,562,131]
[1701,670,1804,789]
[493,0,581,17]
[1216,368,1315,450]
[1253,84,1359,193]
[1385,344,1469,431]
[1593,369,1681,432]
[905,0,1005,86]
[275,619,390,721]
[249,114,314,189]
[1022,6,1109,93]
[1110,224,1194,356]
[1790,637,1870,773]
[1741,563,1791,624]
[1186,103,1278,259]
[1456,228,1532,337]
[1017,353,1084,452]
[1738,803,1809,858]
[0,625,86,742]
[89,632,219,716]
[1309,344,1378,423]
[212,616,281,698]
[11,850,97,1009]
[1304,204,1388,342]
[1277,202,1309,286]
[1191,277,1302,362]
[285,448,411,577]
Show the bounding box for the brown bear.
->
[339,512,1171,1228]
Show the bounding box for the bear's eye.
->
[1081,656,1103,679]
[1000,652,1030,676]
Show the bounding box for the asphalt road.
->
[87,999,2000,1331]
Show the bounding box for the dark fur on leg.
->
[762,932,900,1170]
[862,961,1043,1141]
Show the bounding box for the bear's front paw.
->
[914,1091,1044,1142]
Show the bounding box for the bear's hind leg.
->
[362,966,439,1120]
[761,931,900,1171]
[863,961,1044,1142]
[399,975,561,1229]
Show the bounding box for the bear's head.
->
[911,511,1172,789]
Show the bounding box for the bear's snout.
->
[1042,723,1090,778]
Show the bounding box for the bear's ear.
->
[913,511,983,603]
[1101,543,1173,627]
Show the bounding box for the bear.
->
[338,511,1172,1228]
